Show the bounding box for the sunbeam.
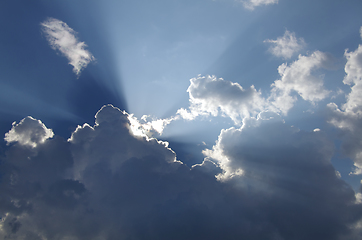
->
[1,1,362,239]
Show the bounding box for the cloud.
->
[4,116,54,148]
[177,75,266,124]
[1,105,362,239]
[240,0,278,10]
[129,114,180,138]
[328,37,362,174]
[264,30,305,59]
[41,17,95,76]
[269,51,332,114]
[203,111,362,238]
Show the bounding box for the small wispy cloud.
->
[264,30,305,59]
[240,0,278,10]
[41,17,95,76]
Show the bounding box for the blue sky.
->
[2,0,362,239]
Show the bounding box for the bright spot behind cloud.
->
[41,17,95,76]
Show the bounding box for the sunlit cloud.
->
[264,30,305,59]
[177,75,266,124]
[5,116,54,148]
[269,51,332,114]
[41,18,95,76]
[328,35,362,174]
[2,1,362,239]
[240,0,278,10]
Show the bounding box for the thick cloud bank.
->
[1,105,362,239]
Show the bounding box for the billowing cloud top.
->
[41,18,95,76]
[4,116,54,148]
[177,75,266,124]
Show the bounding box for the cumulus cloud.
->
[41,17,95,76]
[264,30,305,59]
[1,105,362,239]
[4,116,54,148]
[240,0,278,10]
[269,51,332,114]
[177,75,266,124]
[328,36,362,174]
[203,111,362,238]
[129,114,180,138]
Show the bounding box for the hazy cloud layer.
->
[1,105,362,239]
[41,18,95,76]
[264,30,305,59]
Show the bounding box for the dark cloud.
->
[204,112,362,239]
[0,105,362,239]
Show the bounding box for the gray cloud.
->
[1,105,362,239]
[204,111,362,238]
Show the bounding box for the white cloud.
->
[240,0,278,10]
[269,51,332,114]
[177,75,266,124]
[341,45,362,115]
[328,40,362,174]
[129,114,180,138]
[264,30,305,59]
[41,17,95,76]
[4,116,54,148]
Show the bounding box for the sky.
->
[1,0,362,239]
